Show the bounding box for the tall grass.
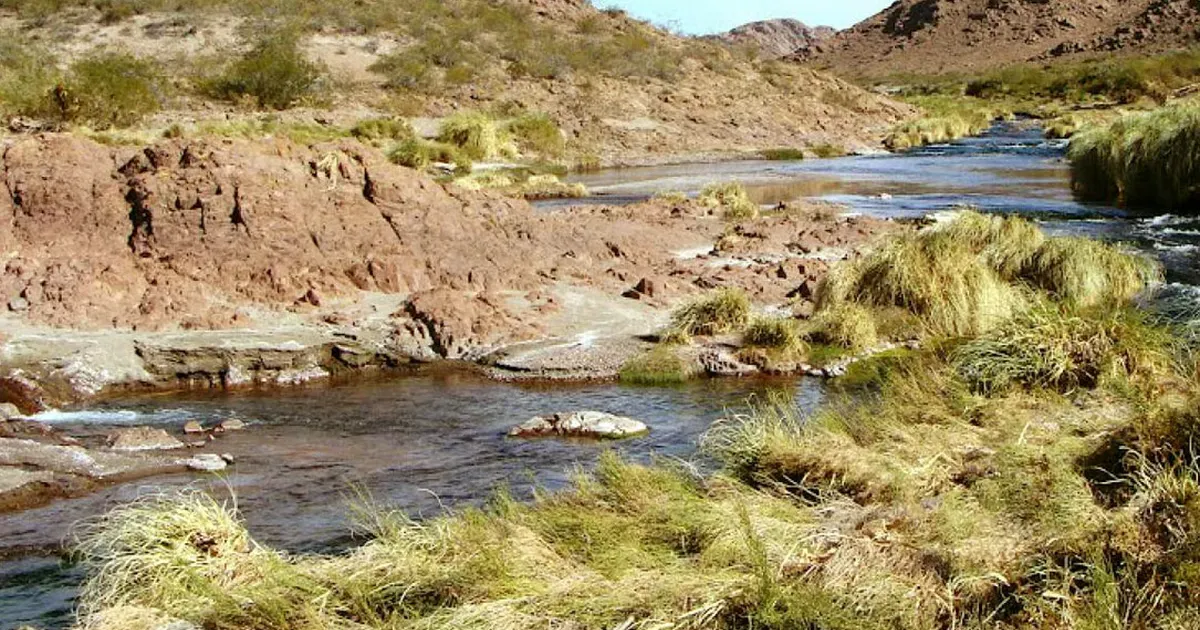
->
[670,288,751,336]
[813,210,1159,343]
[1069,103,1200,212]
[698,182,760,220]
[437,111,516,162]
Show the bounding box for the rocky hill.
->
[712,18,836,58]
[798,0,1200,77]
[0,0,912,164]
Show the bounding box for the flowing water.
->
[3,119,1198,629]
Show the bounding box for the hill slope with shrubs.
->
[0,0,913,166]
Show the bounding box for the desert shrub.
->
[505,113,565,158]
[0,37,60,121]
[1069,103,1200,212]
[437,111,515,161]
[953,306,1169,394]
[207,31,322,109]
[51,52,165,128]
[670,288,752,337]
[743,317,804,353]
[698,182,760,220]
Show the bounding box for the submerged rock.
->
[107,427,185,452]
[699,349,759,377]
[510,411,649,440]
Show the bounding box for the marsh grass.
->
[504,113,565,158]
[743,317,804,354]
[388,137,473,173]
[698,182,760,220]
[813,210,1159,345]
[759,148,804,161]
[670,288,752,336]
[1069,103,1200,211]
[618,344,696,385]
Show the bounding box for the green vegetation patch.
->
[204,30,323,110]
[698,182,760,220]
[618,345,697,385]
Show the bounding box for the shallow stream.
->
[4,119,1199,629]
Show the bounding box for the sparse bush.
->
[1069,103,1200,212]
[810,143,847,158]
[670,288,751,336]
[0,36,60,121]
[698,182,759,220]
[54,52,164,128]
[653,190,689,204]
[207,30,322,110]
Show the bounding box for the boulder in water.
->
[510,411,648,440]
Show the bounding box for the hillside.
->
[0,0,912,165]
[797,0,1200,77]
[711,18,836,58]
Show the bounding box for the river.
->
[3,119,1197,629]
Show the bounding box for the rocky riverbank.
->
[0,132,901,515]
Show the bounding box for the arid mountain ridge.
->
[710,18,837,58]
[793,0,1200,76]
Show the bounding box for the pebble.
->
[183,421,205,434]
[219,418,246,431]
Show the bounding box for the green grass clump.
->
[810,143,847,158]
[349,117,414,145]
[814,210,1158,342]
[953,306,1169,394]
[437,111,516,162]
[206,31,322,110]
[743,316,804,353]
[1069,103,1200,212]
[759,148,805,161]
[387,137,472,173]
[808,302,879,352]
[698,182,760,220]
[505,113,565,159]
[670,288,751,336]
[618,344,697,385]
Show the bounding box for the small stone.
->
[184,453,227,472]
[0,402,21,420]
[186,440,208,448]
[7,297,28,312]
[219,453,235,465]
[219,418,246,431]
[304,288,322,307]
[183,421,205,435]
[107,427,186,452]
[634,277,657,298]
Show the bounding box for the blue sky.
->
[601,1,894,34]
